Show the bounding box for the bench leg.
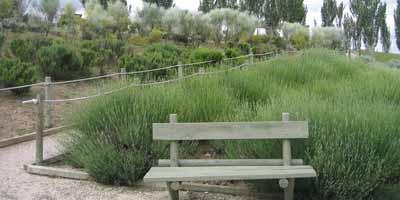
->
[284,178,295,200]
[166,182,179,200]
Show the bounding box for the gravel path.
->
[0,135,253,200]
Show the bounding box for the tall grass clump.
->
[66,49,400,199]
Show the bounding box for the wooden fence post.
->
[178,62,183,79]
[44,76,52,128]
[249,52,254,65]
[167,113,179,200]
[199,67,205,74]
[281,112,294,200]
[36,93,45,165]
[120,68,127,81]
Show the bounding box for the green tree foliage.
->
[239,0,307,30]
[0,58,38,95]
[143,0,174,9]
[336,2,344,27]
[41,0,60,23]
[350,0,389,53]
[37,44,90,80]
[135,3,165,34]
[107,0,130,37]
[343,14,355,56]
[321,0,337,27]
[395,0,400,50]
[206,8,257,43]
[199,0,238,13]
[0,0,13,21]
[378,3,390,53]
[162,8,211,46]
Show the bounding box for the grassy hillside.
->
[66,49,400,199]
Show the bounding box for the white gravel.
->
[0,135,253,200]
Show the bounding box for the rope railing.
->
[21,52,281,104]
[0,82,45,92]
[0,52,276,92]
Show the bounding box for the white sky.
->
[125,0,398,53]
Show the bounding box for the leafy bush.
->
[119,43,182,80]
[9,37,52,62]
[291,31,309,50]
[67,49,400,199]
[9,38,35,62]
[148,29,164,43]
[0,58,38,95]
[224,48,241,58]
[311,27,344,50]
[190,48,224,63]
[282,22,309,50]
[251,43,278,54]
[247,35,270,46]
[237,42,251,55]
[128,35,148,46]
[37,44,90,80]
[206,8,257,43]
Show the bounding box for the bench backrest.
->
[153,121,308,141]
[154,113,307,168]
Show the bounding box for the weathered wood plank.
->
[143,166,317,182]
[0,126,68,148]
[158,159,304,167]
[24,164,90,180]
[153,121,308,140]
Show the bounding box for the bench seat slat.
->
[143,166,317,182]
[153,121,308,140]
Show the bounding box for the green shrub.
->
[148,29,164,43]
[9,37,52,62]
[247,35,270,46]
[224,48,241,58]
[224,48,245,65]
[37,44,89,80]
[0,58,38,95]
[119,43,182,80]
[128,35,148,46]
[251,43,277,54]
[9,38,35,62]
[237,42,251,55]
[291,31,309,50]
[190,48,224,63]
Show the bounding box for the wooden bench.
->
[143,113,317,200]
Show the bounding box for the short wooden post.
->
[199,67,205,74]
[44,76,52,128]
[120,68,127,81]
[282,112,294,200]
[36,93,45,165]
[178,63,183,79]
[249,52,254,65]
[167,113,179,200]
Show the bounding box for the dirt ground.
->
[0,83,92,140]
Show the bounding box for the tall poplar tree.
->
[144,0,174,9]
[350,0,390,53]
[321,0,337,26]
[395,0,400,50]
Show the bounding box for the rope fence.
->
[0,52,275,91]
